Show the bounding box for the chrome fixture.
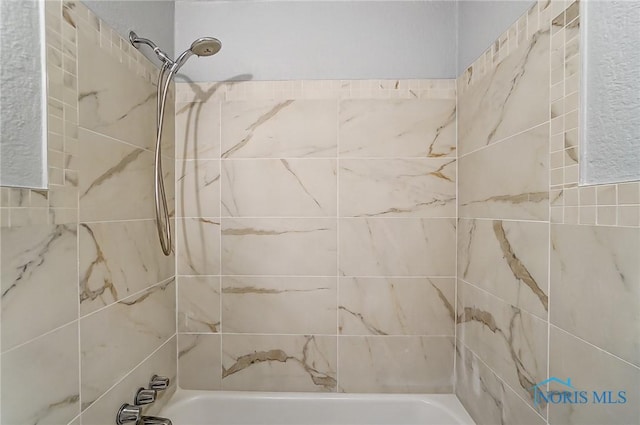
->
[149,374,171,391]
[129,31,222,256]
[138,416,173,425]
[116,404,142,424]
[135,387,157,406]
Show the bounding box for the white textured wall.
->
[0,0,47,189]
[581,0,640,184]
[175,1,457,81]
[457,0,534,73]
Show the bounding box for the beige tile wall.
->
[175,79,458,393]
[456,1,640,424]
[0,2,177,424]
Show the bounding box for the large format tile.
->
[338,336,453,393]
[175,100,221,160]
[178,276,221,333]
[551,224,640,367]
[339,159,456,218]
[78,37,156,150]
[79,220,174,315]
[458,27,550,155]
[456,342,546,425]
[339,277,454,336]
[178,334,222,390]
[548,327,640,425]
[221,159,337,217]
[221,334,337,392]
[222,218,337,276]
[221,100,337,158]
[76,128,154,222]
[80,279,176,409]
[1,224,77,351]
[339,99,456,158]
[457,281,547,414]
[1,322,79,425]
[222,276,337,334]
[458,219,549,319]
[459,124,549,220]
[339,218,455,276]
[176,159,220,218]
[177,218,221,275]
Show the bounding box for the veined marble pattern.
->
[177,159,220,218]
[550,224,640,367]
[459,124,549,221]
[178,276,221,333]
[1,322,79,425]
[548,327,640,425]
[222,218,337,276]
[338,336,454,393]
[221,334,337,392]
[458,25,550,155]
[221,159,337,217]
[76,128,154,222]
[458,219,549,320]
[339,159,456,218]
[456,342,545,425]
[339,99,456,158]
[339,218,455,277]
[80,279,176,410]
[222,276,336,334]
[178,334,222,390]
[175,100,221,160]
[77,37,158,151]
[80,337,177,425]
[221,100,338,158]
[457,280,547,414]
[177,218,221,275]
[79,220,174,315]
[1,224,77,351]
[338,277,454,336]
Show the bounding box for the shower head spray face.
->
[190,37,222,57]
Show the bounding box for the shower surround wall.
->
[0,1,177,424]
[456,1,640,425]
[175,80,458,392]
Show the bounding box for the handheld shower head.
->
[190,37,222,57]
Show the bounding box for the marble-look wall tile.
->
[339,99,456,158]
[1,224,77,351]
[178,276,220,333]
[458,219,549,319]
[80,279,175,409]
[177,218,221,275]
[80,337,177,425]
[176,159,220,218]
[222,218,337,276]
[458,27,550,155]
[1,322,79,425]
[456,341,545,425]
[221,159,337,217]
[551,224,640,367]
[221,100,337,158]
[78,37,156,151]
[457,280,547,415]
[79,220,174,315]
[548,327,640,425]
[339,218,455,276]
[221,334,337,392]
[339,159,456,218]
[338,277,454,336]
[175,100,220,160]
[76,128,154,222]
[338,336,453,393]
[459,124,549,221]
[178,334,221,390]
[222,276,337,334]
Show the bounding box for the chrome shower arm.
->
[129,31,174,65]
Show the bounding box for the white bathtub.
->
[160,390,476,425]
